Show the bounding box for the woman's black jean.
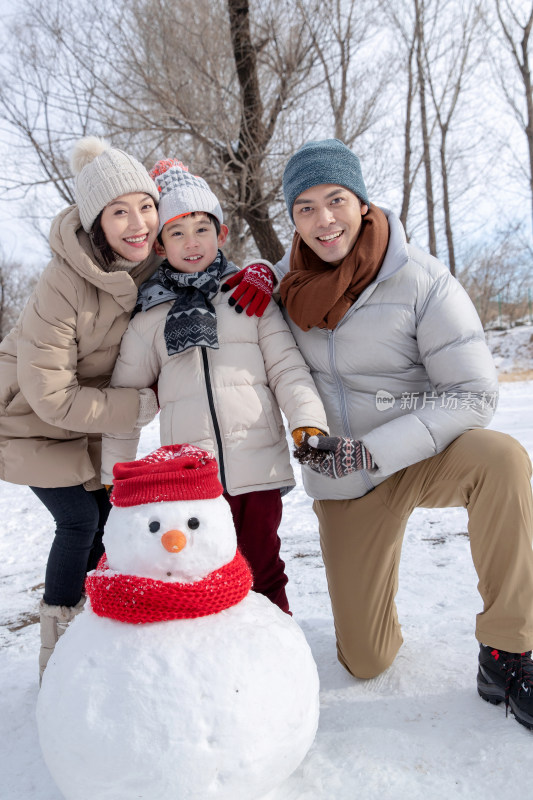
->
[30,485,111,607]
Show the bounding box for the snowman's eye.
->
[148,519,161,533]
[187,517,200,530]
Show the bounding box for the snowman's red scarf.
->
[85,551,252,623]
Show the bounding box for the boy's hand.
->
[291,427,325,448]
[298,435,376,478]
[293,427,326,466]
[221,264,274,317]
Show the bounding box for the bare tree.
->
[2,0,528,272]
[383,0,484,266]
[225,0,289,261]
[414,0,437,256]
[490,0,533,236]
[458,223,530,327]
[0,0,318,262]
[297,0,388,148]
[424,1,484,275]
[380,1,423,236]
[0,253,38,340]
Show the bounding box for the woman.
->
[0,137,160,680]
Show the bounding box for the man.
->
[226,138,533,730]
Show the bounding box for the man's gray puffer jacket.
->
[274,208,499,501]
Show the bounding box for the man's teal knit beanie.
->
[283,139,369,225]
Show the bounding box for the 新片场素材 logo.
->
[376,390,395,411]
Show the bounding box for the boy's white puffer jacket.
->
[273,208,499,501]
[101,276,328,495]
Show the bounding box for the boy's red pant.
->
[224,489,290,614]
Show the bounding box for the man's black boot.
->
[477,643,533,730]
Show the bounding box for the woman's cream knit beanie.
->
[70,136,159,232]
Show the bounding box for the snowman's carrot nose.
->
[161,530,187,553]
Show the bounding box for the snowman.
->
[37,443,319,800]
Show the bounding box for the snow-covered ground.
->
[486,325,533,379]
[1,329,532,799]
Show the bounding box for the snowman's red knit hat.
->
[111,444,222,507]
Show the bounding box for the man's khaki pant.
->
[313,429,533,679]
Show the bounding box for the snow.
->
[104,496,238,582]
[35,488,319,799]
[37,595,319,800]
[1,329,533,799]
[486,325,533,378]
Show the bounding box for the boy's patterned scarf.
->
[136,250,229,355]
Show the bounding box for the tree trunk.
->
[400,35,416,233]
[440,132,456,275]
[415,0,437,256]
[520,26,533,237]
[226,0,285,262]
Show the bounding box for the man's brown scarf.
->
[280,205,390,331]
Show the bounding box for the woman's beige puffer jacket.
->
[0,205,159,488]
[101,274,328,495]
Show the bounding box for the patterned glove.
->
[220,264,274,317]
[301,435,376,478]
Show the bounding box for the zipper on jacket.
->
[327,330,352,437]
[201,347,226,491]
[327,329,374,491]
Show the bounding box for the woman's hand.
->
[135,388,159,429]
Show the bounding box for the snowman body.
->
[37,488,319,800]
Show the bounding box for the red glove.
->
[221,264,274,317]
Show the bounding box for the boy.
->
[101,159,327,613]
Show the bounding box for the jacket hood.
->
[48,205,161,309]
[373,208,409,284]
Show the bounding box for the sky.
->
[0,0,53,268]
[1,325,532,799]
[0,0,532,272]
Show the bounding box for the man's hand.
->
[297,435,376,478]
[221,264,274,317]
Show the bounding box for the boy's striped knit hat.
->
[282,138,369,224]
[70,136,159,232]
[111,443,223,507]
[150,159,224,234]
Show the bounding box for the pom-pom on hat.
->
[150,158,224,234]
[70,136,160,232]
[282,138,369,225]
[111,443,223,507]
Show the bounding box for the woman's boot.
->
[39,596,85,684]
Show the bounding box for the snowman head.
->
[104,444,236,583]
